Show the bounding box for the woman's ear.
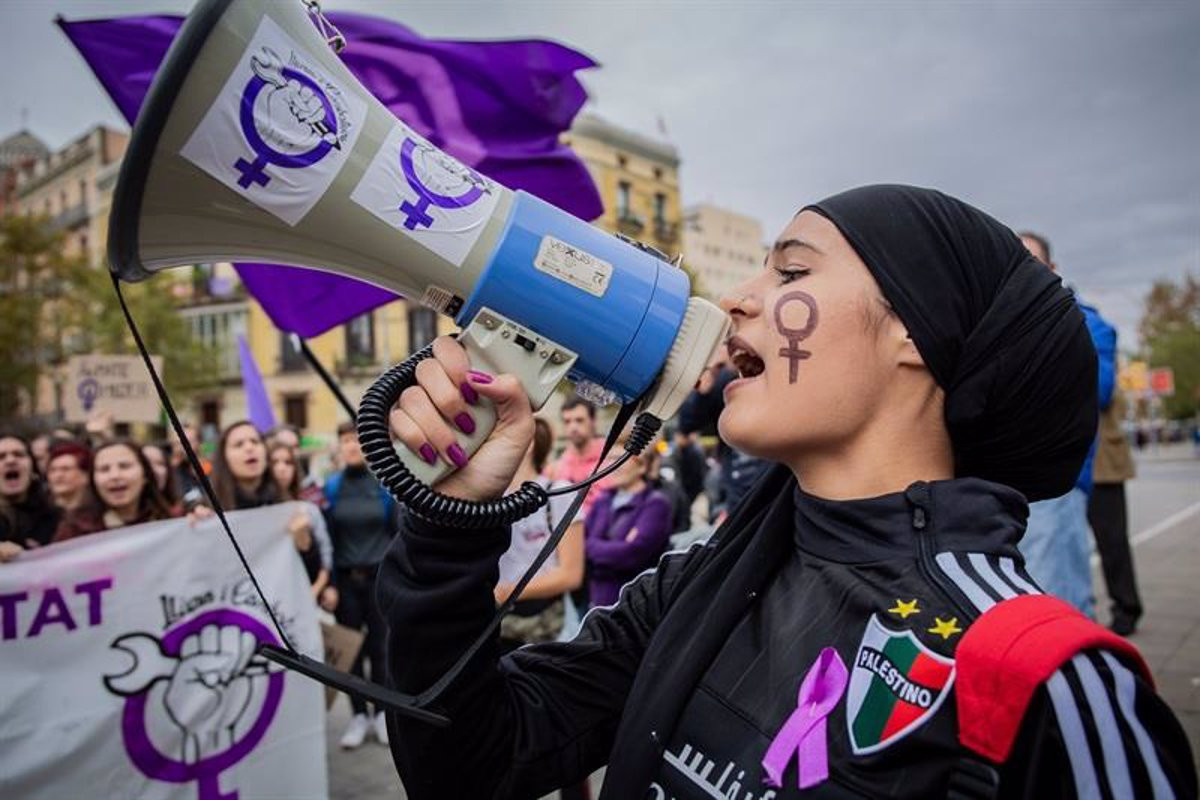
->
[898,333,926,368]
[884,314,926,369]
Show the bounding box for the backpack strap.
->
[323,471,343,513]
[955,594,1151,764]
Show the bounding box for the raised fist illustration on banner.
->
[106,622,277,763]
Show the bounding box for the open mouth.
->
[726,336,765,379]
[2,468,20,483]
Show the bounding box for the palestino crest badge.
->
[846,615,955,755]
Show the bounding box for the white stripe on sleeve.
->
[997,556,1042,595]
[968,553,1018,600]
[1047,668,1102,800]
[934,552,995,612]
[1100,651,1175,800]
[1072,654,1134,799]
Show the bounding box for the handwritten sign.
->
[63,355,163,424]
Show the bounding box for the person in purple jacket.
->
[583,441,673,608]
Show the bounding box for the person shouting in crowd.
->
[46,442,92,514]
[207,421,322,578]
[377,185,1194,799]
[324,420,397,750]
[141,442,181,508]
[0,434,60,562]
[495,418,584,650]
[268,441,336,610]
[54,440,179,542]
[583,437,673,608]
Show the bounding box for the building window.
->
[345,312,375,365]
[408,307,438,355]
[280,331,307,373]
[653,192,667,225]
[617,181,632,218]
[78,179,87,207]
[184,304,248,377]
[653,167,663,180]
[199,398,221,439]
[283,394,308,431]
[617,154,628,169]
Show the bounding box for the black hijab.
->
[804,184,1097,502]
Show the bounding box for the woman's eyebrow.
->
[764,237,824,265]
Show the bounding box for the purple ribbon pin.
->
[761,647,849,790]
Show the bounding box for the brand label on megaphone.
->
[349,122,501,266]
[180,16,367,226]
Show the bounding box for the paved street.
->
[327,444,1200,798]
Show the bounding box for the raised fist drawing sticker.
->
[104,609,285,800]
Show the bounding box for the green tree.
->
[1138,274,1200,420]
[0,214,218,428]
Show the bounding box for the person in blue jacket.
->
[1016,232,1114,619]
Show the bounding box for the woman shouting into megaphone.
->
[377,185,1195,800]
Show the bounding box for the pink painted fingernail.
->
[447,443,468,468]
[418,443,437,465]
[467,370,493,384]
[454,412,476,435]
[460,381,479,405]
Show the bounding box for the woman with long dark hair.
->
[54,440,178,542]
[205,421,322,587]
[268,441,335,608]
[209,421,278,510]
[142,441,182,508]
[0,434,60,561]
[375,185,1194,798]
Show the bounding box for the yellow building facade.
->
[562,113,683,257]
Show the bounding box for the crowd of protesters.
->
[0,400,698,754]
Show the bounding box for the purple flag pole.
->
[58,13,602,339]
[237,335,277,433]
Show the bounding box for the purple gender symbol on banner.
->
[397,137,486,230]
[773,290,819,384]
[235,68,338,189]
[761,646,848,790]
[120,608,285,800]
[77,377,100,411]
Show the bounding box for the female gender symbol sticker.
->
[774,291,819,383]
[397,137,489,230]
[110,609,285,800]
[233,50,340,189]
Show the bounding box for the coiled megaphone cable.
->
[111,272,662,722]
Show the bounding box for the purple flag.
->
[59,14,601,337]
[237,335,277,433]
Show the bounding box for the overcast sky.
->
[4,0,1198,349]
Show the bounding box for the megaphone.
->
[111,0,726,474]
[108,0,727,717]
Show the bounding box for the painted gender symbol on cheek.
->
[773,291,820,384]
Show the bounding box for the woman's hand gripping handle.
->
[388,336,535,503]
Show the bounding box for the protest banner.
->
[0,504,327,800]
[63,354,165,424]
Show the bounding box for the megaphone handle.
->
[392,366,498,487]
[360,307,578,519]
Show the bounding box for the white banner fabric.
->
[0,504,327,800]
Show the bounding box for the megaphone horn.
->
[108,0,727,718]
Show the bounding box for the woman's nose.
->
[719,286,761,317]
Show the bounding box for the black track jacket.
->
[378,466,1196,799]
